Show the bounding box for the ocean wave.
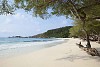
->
[0,39,64,51]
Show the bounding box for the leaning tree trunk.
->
[86,32,91,48]
[82,20,91,48]
[98,33,100,44]
[68,0,91,48]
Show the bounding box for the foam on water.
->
[0,38,66,59]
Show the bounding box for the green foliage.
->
[32,26,72,38]
[69,21,85,38]
[13,0,100,20]
[0,0,14,15]
[70,20,100,40]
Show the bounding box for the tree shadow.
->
[96,48,100,52]
[56,54,100,62]
[96,47,100,54]
[56,45,100,62]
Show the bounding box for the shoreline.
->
[0,38,69,60]
[0,38,100,67]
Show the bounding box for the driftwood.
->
[76,42,100,57]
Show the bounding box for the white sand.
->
[0,38,100,67]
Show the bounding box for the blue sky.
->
[0,10,73,37]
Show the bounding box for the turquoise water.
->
[0,38,65,59]
[0,38,56,44]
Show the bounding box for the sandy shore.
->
[0,38,100,67]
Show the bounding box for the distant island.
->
[9,26,72,38]
[8,36,28,38]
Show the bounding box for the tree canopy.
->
[0,0,100,20]
[0,0,14,15]
[13,0,100,19]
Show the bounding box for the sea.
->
[0,37,66,59]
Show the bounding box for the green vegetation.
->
[0,0,100,48]
[70,20,100,43]
[0,0,14,15]
[13,0,100,48]
[32,26,72,38]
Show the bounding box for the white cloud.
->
[0,29,11,33]
[0,10,73,37]
[4,18,12,24]
[0,12,41,35]
[13,13,25,19]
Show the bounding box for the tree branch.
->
[92,16,100,19]
[77,2,100,11]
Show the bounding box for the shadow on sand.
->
[56,48,100,62]
[96,47,100,54]
[56,55,100,62]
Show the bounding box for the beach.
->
[0,38,100,67]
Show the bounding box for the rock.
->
[76,42,100,57]
[86,48,100,56]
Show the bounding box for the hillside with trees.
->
[31,26,72,38]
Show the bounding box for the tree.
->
[1,0,100,48]
[69,21,85,39]
[0,0,14,15]
[14,0,100,48]
[87,20,100,43]
[70,19,100,43]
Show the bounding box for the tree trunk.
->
[68,0,91,48]
[86,33,91,48]
[82,20,91,48]
[98,33,100,44]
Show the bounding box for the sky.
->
[0,10,73,37]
